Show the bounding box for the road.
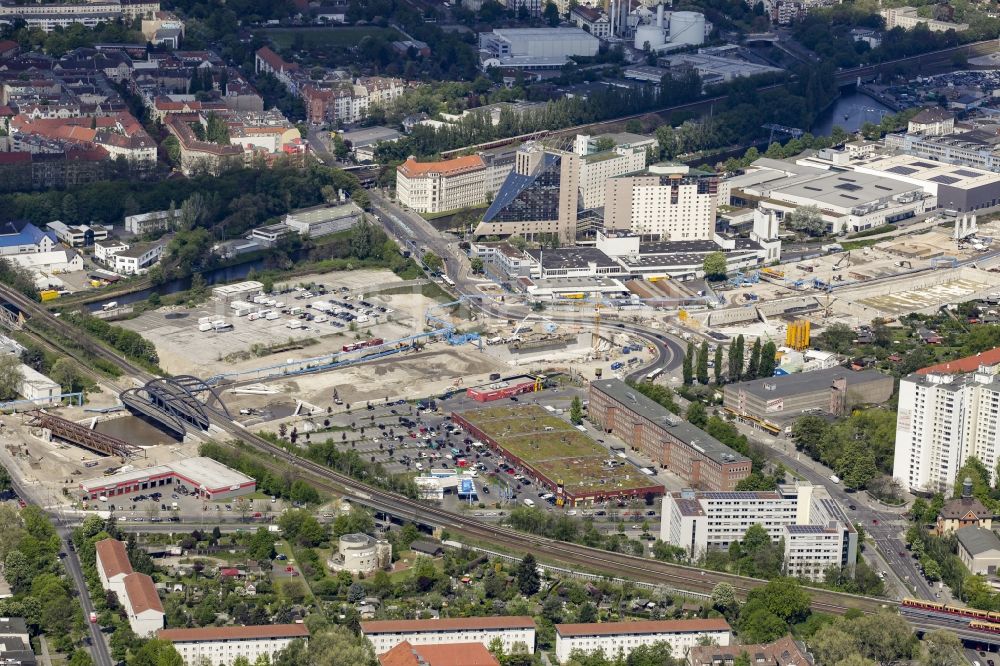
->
[2,459,112,666]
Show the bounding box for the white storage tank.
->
[668,11,706,47]
[634,24,665,50]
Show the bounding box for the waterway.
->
[87,259,270,312]
[94,415,179,446]
[811,89,895,137]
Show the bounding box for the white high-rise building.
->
[604,163,718,240]
[893,364,1000,494]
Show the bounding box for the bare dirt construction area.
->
[118,269,444,377]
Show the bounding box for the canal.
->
[811,89,894,136]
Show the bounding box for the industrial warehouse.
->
[78,457,256,502]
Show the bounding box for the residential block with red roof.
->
[94,539,164,637]
[379,641,500,666]
[158,624,310,665]
[554,620,731,664]
[396,155,490,214]
[361,617,536,656]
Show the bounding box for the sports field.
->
[455,404,661,501]
[265,26,403,49]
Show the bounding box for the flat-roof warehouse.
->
[79,456,256,501]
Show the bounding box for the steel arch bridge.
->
[120,375,231,437]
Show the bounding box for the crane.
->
[592,292,601,352]
[833,251,851,270]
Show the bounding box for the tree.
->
[129,639,184,666]
[570,396,584,425]
[696,341,710,385]
[246,527,277,561]
[820,323,856,354]
[920,629,962,666]
[542,1,560,25]
[307,626,377,666]
[423,252,443,273]
[838,440,879,490]
[703,251,727,280]
[682,342,694,385]
[713,345,723,385]
[470,257,485,274]
[516,553,541,595]
[686,401,707,429]
[711,582,737,615]
[351,189,371,210]
[578,601,598,623]
[0,354,24,401]
[745,338,762,381]
[728,335,745,382]
[48,357,78,394]
[784,205,825,236]
[758,341,777,378]
[162,135,181,166]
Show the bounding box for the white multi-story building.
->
[661,485,857,579]
[95,538,132,601]
[18,363,60,405]
[575,142,648,210]
[893,362,1000,494]
[554,620,731,664]
[124,209,181,235]
[880,6,968,32]
[122,573,164,638]
[479,28,599,69]
[361,617,536,655]
[604,163,718,241]
[112,242,165,275]
[158,625,310,666]
[283,202,362,238]
[396,155,488,214]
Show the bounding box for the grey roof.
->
[339,126,402,147]
[910,107,954,124]
[956,526,1000,556]
[941,496,991,520]
[0,617,28,636]
[410,539,444,554]
[592,379,749,465]
[771,171,919,209]
[526,247,618,270]
[728,367,889,401]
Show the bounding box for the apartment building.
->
[361,617,536,655]
[588,379,751,490]
[396,155,488,213]
[476,142,580,244]
[661,487,857,579]
[122,572,164,637]
[574,140,648,210]
[893,360,1000,494]
[112,241,165,275]
[604,164,718,241]
[95,538,132,601]
[124,209,181,235]
[555,620,731,664]
[158,625,310,666]
[880,6,968,32]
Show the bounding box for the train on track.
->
[342,338,384,353]
[902,598,1000,621]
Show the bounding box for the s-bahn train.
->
[902,598,1000,621]
[970,621,1000,634]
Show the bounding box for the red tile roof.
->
[379,641,500,666]
[96,538,133,578]
[397,155,485,179]
[362,617,536,634]
[916,347,1000,375]
[256,46,297,72]
[159,624,310,642]
[555,619,730,637]
[123,573,163,615]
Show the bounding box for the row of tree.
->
[681,336,777,387]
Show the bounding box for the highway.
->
[0,282,891,616]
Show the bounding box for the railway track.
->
[0,284,891,615]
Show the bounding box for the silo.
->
[668,11,706,47]
[634,24,666,50]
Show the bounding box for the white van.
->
[523,498,535,507]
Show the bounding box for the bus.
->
[646,367,664,381]
[442,275,455,287]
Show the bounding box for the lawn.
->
[265,26,403,49]
[458,405,654,496]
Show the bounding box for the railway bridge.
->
[119,375,230,437]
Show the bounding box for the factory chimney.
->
[656,3,664,27]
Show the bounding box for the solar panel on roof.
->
[911,161,938,168]
[929,175,960,184]
[954,169,981,178]
[887,165,917,175]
